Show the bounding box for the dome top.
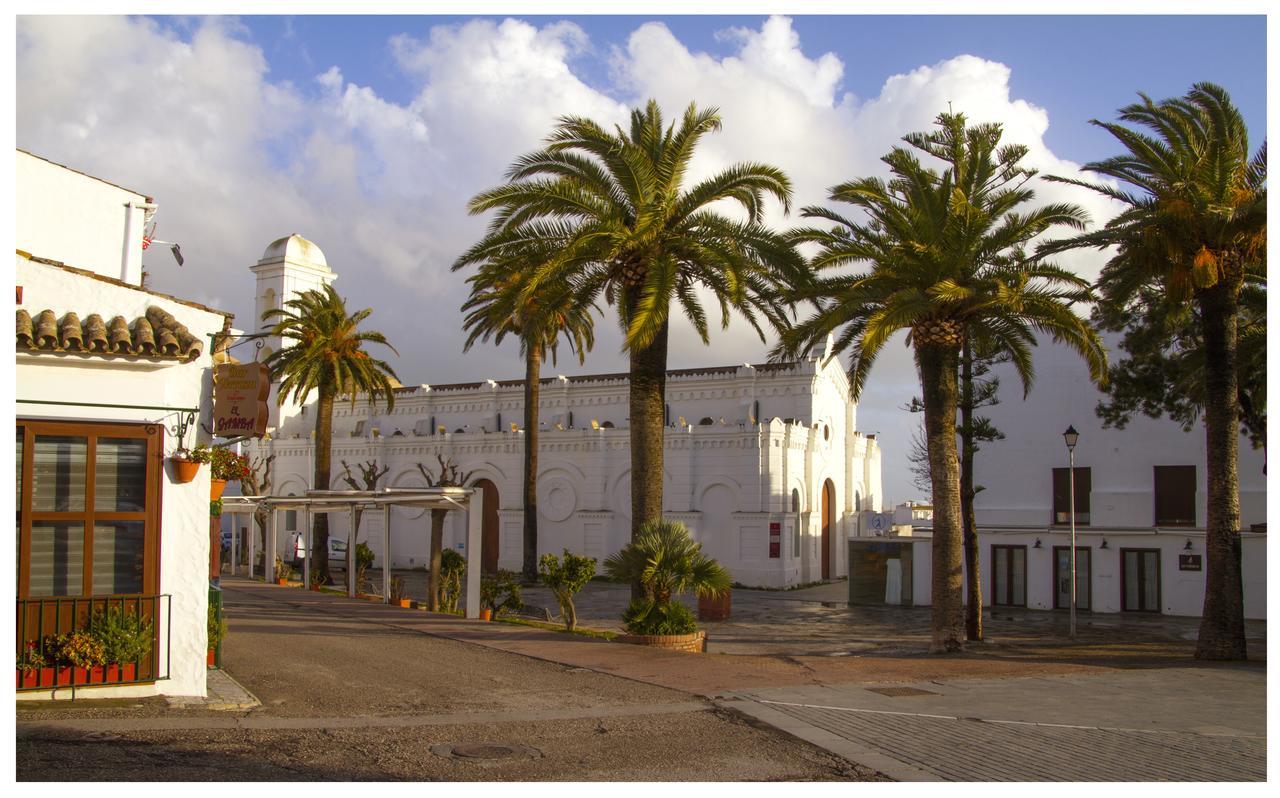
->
[261,234,328,269]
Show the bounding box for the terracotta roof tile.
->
[17,305,204,362]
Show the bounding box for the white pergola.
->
[220,487,482,619]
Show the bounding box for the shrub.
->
[273,554,292,582]
[89,607,153,664]
[210,498,223,517]
[208,603,228,649]
[622,598,698,636]
[437,548,466,612]
[539,550,597,631]
[389,575,408,602]
[17,641,48,673]
[355,541,375,591]
[480,570,524,618]
[55,631,107,668]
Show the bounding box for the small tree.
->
[604,520,731,636]
[539,550,597,631]
[415,456,474,611]
[437,549,466,613]
[339,459,390,545]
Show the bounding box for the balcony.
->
[16,594,170,692]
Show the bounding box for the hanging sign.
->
[213,362,270,437]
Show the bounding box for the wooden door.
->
[473,479,500,573]
[821,480,834,580]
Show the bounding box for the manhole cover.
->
[865,686,939,697]
[430,743,542,762]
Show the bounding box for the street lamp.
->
[1062,425,1079,639]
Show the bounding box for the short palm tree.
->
[603,519,731,635]
[1043,83,1265,660]
[457,100,809,545]
[457,249,597,582]
[263,285,399,585]
[779,112,1107,653]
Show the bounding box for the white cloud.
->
[15,14,1123,504]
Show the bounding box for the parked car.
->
[289,534,347,570]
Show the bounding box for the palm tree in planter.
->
[415,456,473,612]
[1041,83,1266,660]
[263,285,399,586]
[603,519,731,649]
[459,100,809,552]
[456,249,597,583]
[777,112,1108,653]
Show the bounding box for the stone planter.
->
[698,590,731,621]
[617,630,706,653]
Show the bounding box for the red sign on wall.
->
[769,522,781,559]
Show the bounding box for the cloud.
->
[16,14,1122,504]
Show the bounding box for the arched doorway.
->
[472,479,500,573]
[821,479,835,580]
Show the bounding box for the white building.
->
[16,150,231,697]
[241,235,883,588]
[850,340,1267,619]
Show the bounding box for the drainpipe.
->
[122,200,158,285]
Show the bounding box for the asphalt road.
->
[16,582,880,781]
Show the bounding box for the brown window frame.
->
[991,544,1027,607]
[1052,546,1092,611]
[16,419,163,599]
[1051,467,1091,526]
[1120,548,1162,613]
[1153,465,1197,527]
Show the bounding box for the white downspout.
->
[122,201,157,285]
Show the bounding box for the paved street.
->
[18,576,1267,781]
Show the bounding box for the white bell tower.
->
[250,234,337,431]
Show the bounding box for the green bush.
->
[89,607,153,664]
[437,548,466,612]
[210,498,223,517]
[539,550,597,631]
[622,598,698,636]
[480,570,525,618]
[54,631,107,668]
[208,603,228,649]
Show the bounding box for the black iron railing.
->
[16,594,171,692]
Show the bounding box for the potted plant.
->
[309,570,327,591]
[274,554,291,586]
[188,444,252,499]
[207,603,228,668]
[539,550,597,631]
[169,446,201,484]
[479,570,524,622]
[52,631,109,684]
[604,519,731,653]
[16,642,48,689]
[390,575,411,608]
[89,607,152,682]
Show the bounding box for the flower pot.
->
[207,649,216,668]
[276,578,288,586]
[479,608,493,621]
[617,630,706,654]
[104,663,137,683]
[210,479,227,499]
[397,598,412,608]
[171,457,200,484]
[309,584,322,592]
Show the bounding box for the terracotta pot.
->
[617,630,706,654]
[171,458,200,484]
[210,479,227,500]
[309,584,322,592]
[104,663,138,683]
[276,578,288,586]
[397,598,412,608]
[479,608,493,621]
[207,649,216,668]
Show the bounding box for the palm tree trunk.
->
[918,341,965,653]
[427,508,446,612]
[522,347,542,583]
[629,318,669,600]
[312,390,334,585]
[960,340,983,641]
[1195,284,1246,660]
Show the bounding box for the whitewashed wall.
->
[17,254,228,697]
[16,151,150,285]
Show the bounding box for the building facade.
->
[16,150,231,697]
[241,236,884,588]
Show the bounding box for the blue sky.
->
[15,13,1268,504]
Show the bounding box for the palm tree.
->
[603,519,731,634]
[778,112,1107,652]
[456,251,596,583]
[1043,83,1265,660]
[457,100,808,547]
[263,285,399,585]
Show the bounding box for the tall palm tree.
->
[457,250,597,582]
[1043,83,1265,660]
[263,285,399,585]
[779,112,1107,652]
[457,100,809,546]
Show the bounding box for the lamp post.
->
[1062,425,1079,639]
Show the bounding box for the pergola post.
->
[302,506,312,588]
[230,512,239,576]
[465,491,482,619]
[382,504,391,604]
[347,504,357,597]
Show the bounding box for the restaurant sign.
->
[212,362,270,437]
